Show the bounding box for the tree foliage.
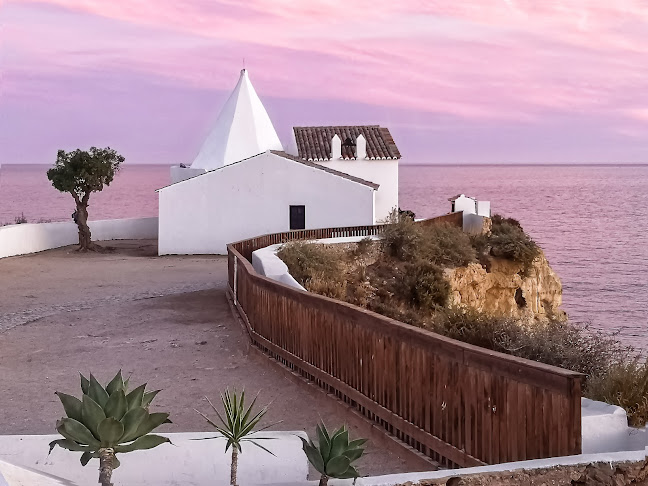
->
[47,147,123,201]
[47,147,124,250]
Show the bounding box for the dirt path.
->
[0,241,429,477]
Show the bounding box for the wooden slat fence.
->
[226,220,583,468]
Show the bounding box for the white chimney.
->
[331,134,341,159]
[356,134,366,159]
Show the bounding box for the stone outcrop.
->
[444,251,564,321]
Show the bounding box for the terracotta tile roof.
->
[271,151,379,189]
[293,126,401,161]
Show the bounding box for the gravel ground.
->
[0,240,430,477]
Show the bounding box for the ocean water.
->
[399,165,648,350]
[1,164,647,349]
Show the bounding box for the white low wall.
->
[0,459,77,486]
[0,431,307,486]
[581,398,648,453]
[252,244,305,291]
[251,236,380,290]
[0,217,158,259]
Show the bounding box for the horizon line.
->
[2,162,648,168]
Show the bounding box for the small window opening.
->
[289,205,305,230]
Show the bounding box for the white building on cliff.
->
[158,69,401,255]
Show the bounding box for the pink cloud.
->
[2,0,648,163]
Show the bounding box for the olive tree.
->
[47,147,124,251]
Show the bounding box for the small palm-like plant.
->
[49,371,171,486]
[195,389,277,486]
[300,423,367,486]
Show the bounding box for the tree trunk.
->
[98,448,115,486]
[318,474,329,486]
[74,201,95,251]
[230,447,238,486]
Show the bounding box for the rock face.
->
[445,251,564,321]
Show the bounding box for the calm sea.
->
[1,164,647,349]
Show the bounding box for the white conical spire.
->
[191,69,283,170]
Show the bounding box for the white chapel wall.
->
[453,195,477,214]
[319,159,398,223]
[158,152,375,255]
[169,166,206,185]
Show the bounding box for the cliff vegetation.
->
[277,213,648,425]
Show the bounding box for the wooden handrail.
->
[226,216,583,467]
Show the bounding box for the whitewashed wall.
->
[476,200,491,217]
[453,195,477,214]
[158,151,376,255]
[0,432,307,486]
[317,160,398,223]
[0,217,158,259]
[463,213,486,234]
[169,166,205,185]
[251,243,305,290]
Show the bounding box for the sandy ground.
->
[0,240,430,477]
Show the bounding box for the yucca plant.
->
[300,423,367,486]
[195,389,277,486]
[49,371,171,486]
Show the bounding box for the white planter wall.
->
[158,151,376,255]
[0,432,307,486]
[0,217,158,259]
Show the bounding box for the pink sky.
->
[1,0,647,164]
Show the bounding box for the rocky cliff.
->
[445,251,564,321]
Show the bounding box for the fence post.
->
[233,256,238,304]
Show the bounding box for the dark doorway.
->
[289,205,305,230]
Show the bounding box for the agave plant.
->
[195,389,278,486]
[300,423,367,486]
[49,371,171,486]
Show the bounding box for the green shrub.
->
[472,214,540,273]
[404,261,449,310]
[277,241,346,299]
[420,223,476,268]
[353,237,374,257]
[586,360,648,427]
[277,241,338,284]
[380,211,422,261]
[381,213,476,268]
[306,272,347,300]
[398,207,416,221]
[431,310,625,379]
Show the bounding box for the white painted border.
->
[0,217,158,259]
[0,431,307,486]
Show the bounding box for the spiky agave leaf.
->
[194,389,278,456]
[300,423,366,480]
[51,372,171,468]
[105,371,125,396]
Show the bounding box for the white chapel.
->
[158,69,401,255]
